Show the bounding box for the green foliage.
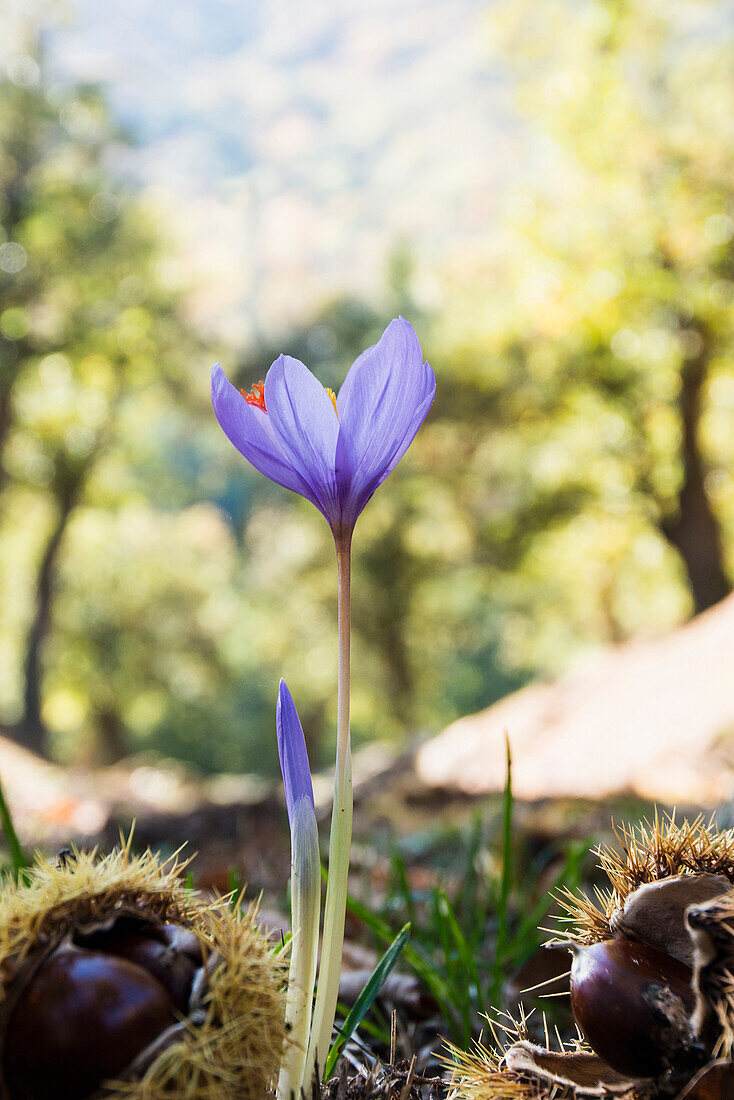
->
[0,28,277,770]
[422,0,734,675]
[345,780,587,1046]
[0,777,28,881]
[491,738,514,1004]
[228,0,734,751]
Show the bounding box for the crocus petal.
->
[369,365,436,486]
[211,364,315,500]
[276,679,315,827]
[265,355,341,524]
[334,318,436,524]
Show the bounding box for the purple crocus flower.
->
[276,678,315,826]
[211,317,435,537]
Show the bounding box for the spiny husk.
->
[105,897,286,1100]
[0,836,194,980]
[445,1013,654,1100]
[0,838,286,1100]
[686,891,734,1061]
[554,813,734,946]
[444,1013,577,1100]
[446,1039,560,1099]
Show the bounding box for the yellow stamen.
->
[326,388,338,417]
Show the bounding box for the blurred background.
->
[0,0,733,815]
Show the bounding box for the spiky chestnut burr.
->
[447,814,734,1100]
[554,813,734,1076]
[557,814,734,949]
[444,1014,654,1099]
[0,840,286,1100]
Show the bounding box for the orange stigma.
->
[241,380,267,412]
[326,387,338,416]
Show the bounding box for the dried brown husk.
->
[551,812,734,1078]
[0,838,286,1100]
[674,1060,734,1099]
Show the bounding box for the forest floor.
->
[0,729,720,1097]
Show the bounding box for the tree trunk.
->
[93,706,128,765]
[0,73,44,495]
[15,478,80,756]
[0,385,12,496]
[361,527,415,728]
[662,333,730,613]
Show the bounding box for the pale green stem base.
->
[304,531,352,1084]
[277,796,321,1100]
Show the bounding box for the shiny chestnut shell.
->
[570,939,696,1078]
[3,946,177,1100]
[76,919,203,1014]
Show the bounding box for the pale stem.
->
[277,797,321,1100]
[304,530,352,1083]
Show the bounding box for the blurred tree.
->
[498,0,734,613]
[0,26,206,760]
[1,32,481,772]
[423,0,734,686]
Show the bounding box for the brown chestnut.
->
[3,946,177,1100]
[570,939,697,1078]
[75,919,202,1013]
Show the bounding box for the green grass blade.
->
[272,930,292,956]
[454,812,482,938]
[432,887,455,985]
[0,779,28,880]
[389,846,417,926]
[227,867,244,895]
[490,736,513,1002]
[324,923,410,1079]
[436,889,476,1044]
[336,1001,391,1047]
[510,841,587,960]
[439,889,481,997]
[336,868,455,1014]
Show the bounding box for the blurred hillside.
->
[418,590,734,805]
[39,0,515,345]
[0,0,732,790]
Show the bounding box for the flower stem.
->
[304,531,352,1083]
